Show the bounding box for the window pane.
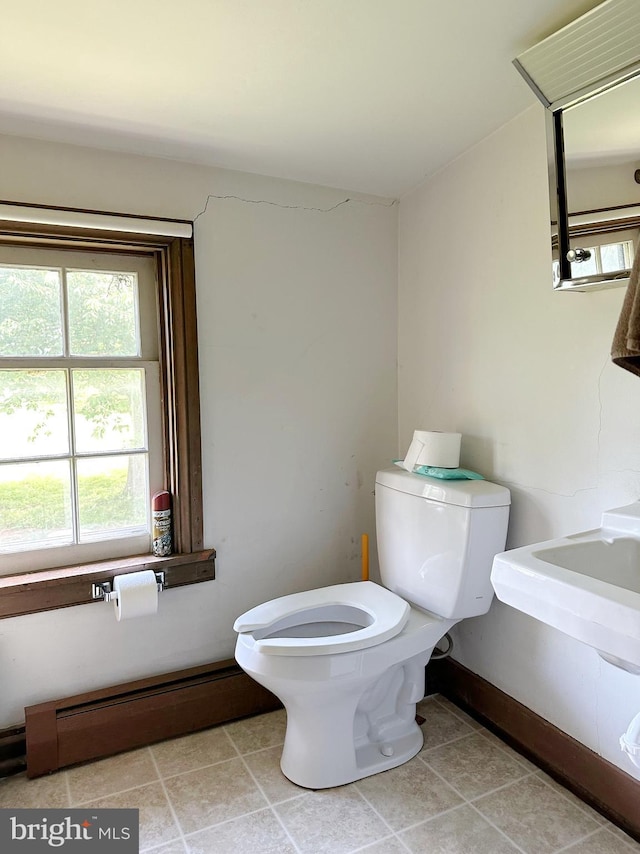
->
[0,460,72,549]
[570,248,598,277]
[601,242,628,273]
[67,270,139,356]
[77,454,148,538]
[0,266,63,356]
[73,369,146,453]
[0,370,69,459]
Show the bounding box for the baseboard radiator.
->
[434,658,640,842]
[24,659,280,779]
[0,725,27,778]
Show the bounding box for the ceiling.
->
[0,0,602,198]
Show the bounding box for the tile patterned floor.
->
[1,695,638,853]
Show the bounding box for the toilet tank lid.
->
[376,467,511,508]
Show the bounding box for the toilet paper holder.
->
[92,571,166,602]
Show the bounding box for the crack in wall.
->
[193,193,397,222]
[596,353,607,478]
[499,480,597,499]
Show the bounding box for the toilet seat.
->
[233,581,410,656]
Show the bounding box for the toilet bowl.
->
[234,580,410,655]
[233,467,511,790]
[235,581,453,789]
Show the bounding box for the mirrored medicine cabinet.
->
[514,0,640,292]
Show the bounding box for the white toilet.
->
[233,466,510,789]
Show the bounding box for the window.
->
[0,208,214,618]
[0,247,163,574]
[553,237,636,286]
[552,210,640,290]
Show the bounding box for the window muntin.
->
[0,247,163,575]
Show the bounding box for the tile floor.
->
[1,694,638,854]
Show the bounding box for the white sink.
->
[491,502,640,674]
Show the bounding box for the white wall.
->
[0,135,398,726]
[399,105,640,780]
[567,158,640,211]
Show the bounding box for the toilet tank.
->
[375,467,510,619]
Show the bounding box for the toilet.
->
[233,466,510,789]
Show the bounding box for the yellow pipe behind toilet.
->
[361,533,369,581]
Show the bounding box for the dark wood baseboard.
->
[436,658,640,842]
[25,659,280,778]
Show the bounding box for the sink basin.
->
[491,502,640,674]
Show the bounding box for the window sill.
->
[0,549,215,619]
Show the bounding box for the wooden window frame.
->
[0,216,214,618]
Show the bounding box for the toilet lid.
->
[233,581,410,655]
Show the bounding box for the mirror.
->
[551,76,640,290]
[514,0,640,291]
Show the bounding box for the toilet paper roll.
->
[400,430,462,471]
[112,570,158,622]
